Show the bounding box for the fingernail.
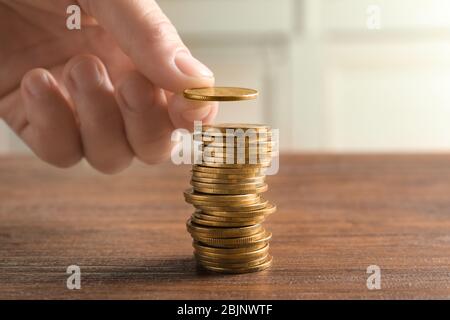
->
[175,51,214,78]
[25,71,53,97]
[70,59,103,90]
[182,106,212,122]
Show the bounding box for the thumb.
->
[78,0,214,92]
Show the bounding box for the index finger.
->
[78,0,214,92]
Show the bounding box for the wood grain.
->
[1,154,450,299]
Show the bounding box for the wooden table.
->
[1,154,450,299]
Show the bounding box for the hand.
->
[0,0,218,173]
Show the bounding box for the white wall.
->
[2,0,450,153]
[162,0,450,152]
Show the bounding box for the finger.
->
[20,69,82,168]
[78,0,214,92]
[115,71,174,164]
[167,93,218,131]
[63,54,133,174]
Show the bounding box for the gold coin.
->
[196,254,269,269]
[200,150,273,158]
[202,130,271,136]
[192,231,272,248]
[201,158,272,166]
[200,255,272,274]
[195,199,270,212]
[183,188,258,201]
[186,219,263,238]
[194,202,269,212]
[193,212,267,223]
[191,214,265,227]
[201,134,271,141]
[184,191,262,203]
[183,87,258,101]
[195,253,269,268]
[186,197,263,208]
[191,181,266,190]
[202,123,270,131]
[196,250,269,262]
[194,185,268,195]
[201,136,270,143]
[202,152,272,159]
[195,252,269,265]
[194,244,269,260]
[201,137,271,146]
[202,149,273,156]
[199,161,271,169]
[202,143,274,151]
[191,176,265,184]
[198,203,276,218]
[200,146,273,154]
[187,199,262,208]
[193,184,268,195]
[195,210,268,220]
[192,165,266,174]
[191,171,265,179]
[193,241,267,254]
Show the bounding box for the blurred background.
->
[1,0,450,153]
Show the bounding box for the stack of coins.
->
[182,87,276,274]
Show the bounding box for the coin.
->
[187,199,262,208]
[191,181,266,189]
[201,157,271,166]
[199,204,276,219]
[195,254,269,268]
[191,230,272,248]
[195,252,269,266]
[183,87,258,101]
[184,123,276,274]
[192,184,268,195]
[194,244,269,261]
[192,214,265,227]
[193,165,266,174]
[199,255,273,274]
[186,219,263,238]
[195,200,270,212]
[187,198,263,208]
[201,136,271,144]
[191,176,265,184]
[191,171,265,179]
[202,153,272,160]
[193,241,268,254]
[200,150,274,159]
[202,123,270,131]
[183,188,259,201]
[193,211,268,222]
[199,161,271,169]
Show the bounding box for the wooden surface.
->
[1,154,450,299]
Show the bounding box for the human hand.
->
[0,0,217,173]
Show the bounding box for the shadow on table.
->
[90,256,232,283]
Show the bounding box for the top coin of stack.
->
[182,87,276,274]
